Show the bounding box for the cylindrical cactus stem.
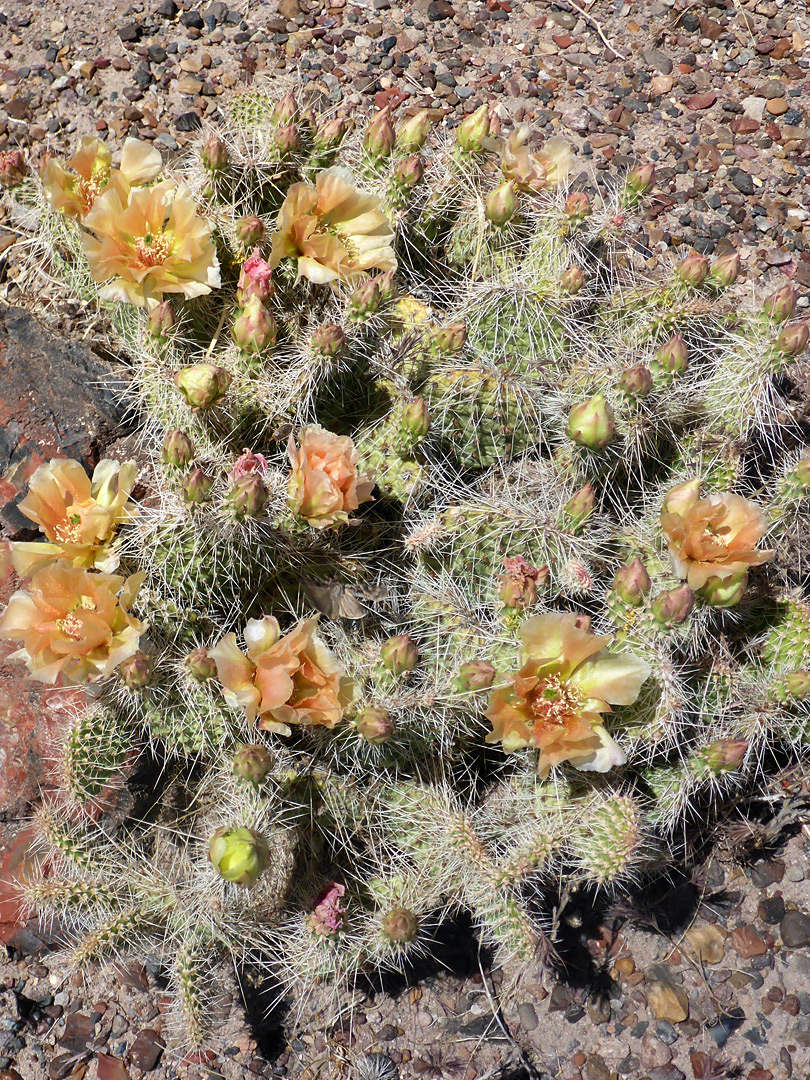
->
[492,833,556,888]
[22,878,116,913]
[61,706,134,805]
[71,907,154,965]
[35,807,97,872]
[571,794,646,885]
[173,940,212,1049]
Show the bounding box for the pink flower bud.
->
[0,149,27,188]
[161,429,195,469]
[354,706,394,744]
[612,558,652,606]
[272,91,298,126]
[456,660,497,692]
[363,110,396,160]
[676,253,710,287]
[652,584,695,627]
[699,571,748,609]
[381,907,419,943]
[485,180,518,228]
[431,321,467,355]
[119,651,153,689]
[310,323,347,359]
[393,154,425,191]
[625,162,655,197]
[564,483,596,530]
[314,116,349,154]
[273,123,301,156]
[564,191,591,221]
[232,744,275,784]
[498,556,546,611]
[227,474,269,518]
[230,449,270,481]
[763,282,797,323]
[560,266,586,295]
[174,364,231,409]
[774,321,809,358]
[380,634,419,675]
[237,250,275,306]
[375,269,397,303]
[232,296,277,356]
[567,394,615,450]
[619,364,653,399]
[181,467,214,505]
[655,332,689,375]
[186,646,217,681]
[348,277,381,320]
[200,134,229,174]
[709,251,740,288]
[235,215,267,248]
[693,739,748,776]
[397,110,432,153]
[456,104,491,153]
[147,300,176,342]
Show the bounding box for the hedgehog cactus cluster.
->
[1,83,809,1053]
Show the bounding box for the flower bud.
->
[456,660,497,693]
[655,332,688,375]
[273,123,301,156]
[763,282,797,324]
[431,321,467,355]
[381,907,419,943]
[310,322,347,359]
[147,299,176,342]
[567,394,615,451]
[208,827,269,887]
[783,670,810,701]
[233,744,275,785]
[699,571,748,609]
[348,277,381,320]
[774,321,809,359]
[485,180,518,228]
[624,162,655,198]
[400,397,431,441]
[235,215,267,248]
[161,429,195,469]
[619,364,653,399]
[397,109,432,153]
[612,558,652,607]
[272,91,298,126]
[227,473,268,518]
[564,191,591,221]
[0,149,27,188]
[375,269,397,303]
[200,134,229,174]
[174,364,231,410]
[232,296,277,356]
[380,634,419,675]
[299,105,318,132]
[119,651,152,689]
[354,706,394,744]
[709,251,740,288]
[651,584,695,627]
[392,154,425,192]
[237,250,274,306]
[181,467,214,505]
[675,253,710,287]
[795,457,810,487]
[314,116,349,154]
[456,104,491,153]
[363,110,396,160]
[186,646,217,681]
[244,616,282,655]
[563,483,596,530]
[692,739,748,777]
[560,266,586,295]
[230,449,270,481]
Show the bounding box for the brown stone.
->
[128,1029,165,1071]
[96,1055,130,1080]
[645,980,689,1023]
[731,117,760,134]
[686,92,717,110]
[685,924,727,964]
[730,924,767,958]
[766,98,788,115]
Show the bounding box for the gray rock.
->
[781,909,810,948]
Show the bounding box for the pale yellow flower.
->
[485,612,649,777]
[210,615,357,735]
[6,458,137,577]
[0,565,144,685]
[270,167,396,285]
[288,425,375,529]
[82,179,221,306]
[41,136,162,220]
[661,481,774,591]
[486,125,573,193]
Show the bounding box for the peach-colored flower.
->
[660,480,774,591]
[209,615,357,735]
[82,179,221,307]
[485,126,573,193]
[5,458,137,577]
[485,612,649,777]
[288,426,374,529]
[41,136,162,220]
[0,565,144,685]
[270,167,396,286]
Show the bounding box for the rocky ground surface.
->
[1,0,810,1077]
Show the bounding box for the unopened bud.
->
[235,215,267,248]
[456,104,491,153]
[619,364,653,399]
[314,116,349,154]
[794,457,810,487]
[354,706,394,744]
[381,907,419,943]
[763,282,797,324]
[310,322,347,359]
[431,321,466,355]
[232,296,277,356]
[147,299,176,342]
[655,332,689,375]
[567,394,615,451]
[0,149,27,188]
[119,652,153,689]
[227,473,268,518]
[174,364,231,409]
[485,180,518,228]
[676,253,710,287]
[564,483,596,530]
[392,154,425,192]
[237,250,274,306]
[397,109,432,153]
[273,123,301,156]
[692,738,748,777]
[456,660,497,693]
[186,646,217,681]
[380,634,419,675]
[624,162,655,198]
[783,670,810,701]
[233,744,275,785]
[612,558,652,607]
[400,397,431,441]
[564,191,591,221]
[560,266,586,295]
[161,429,195,469]
[709,251,740,288]
[200,134,229,174]
[375,269,397,303]
[774,321,809,358]
[299,105,318,132]
[208,827,269,887]
[181,467,214,505]
[363,110,396,160]
[699,571,748,609]
[348,277,381,320]
[272,90,298,126]
[651,583,695,627]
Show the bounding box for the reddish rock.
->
[374,86,410,111]
[553,32,574,48]
[686,92,717,110]
[730,924,767,958]
[731,117,760,134]
[97,1055,131,1080]
[128,1029,165,1071]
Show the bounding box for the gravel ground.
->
[1,0,810,1077]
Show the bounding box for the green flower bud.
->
[354,706,394,744]
[655,332,688,375]
[147,300,176,342]
[208,827,269,887]
[271,90,298,126]
[625,162,655,198]
[380,634,419,675]
[709,251,740,288]
[783,670,810,701]
[485,180,518,228]
[348,277,381,320]
[174,364,231,409]
[699,571,748,609]
[763,282,797,323]
[181,467,214,505]
[232,744,275,785]
[396,109,432,153]
[618,364,653,399]
[794,457,810,487]
[200,134,229,174]
[273,123,301,156]
[455,660,497,693]
[232,296,277,356]
[375,269,397,303]
[363,110,396,160]
[381,907,419,943]
[676,253,710,287]
[227,474,268,518]
[691,739,748,777]
[161,429,195,469]
[612,558,652,607]
[186,647,217,681]
[567,394,615,451]
[651,584,695,628]
[235,215,267,248]
[563,483,596,530]
[774,321,809,358]
[400,397,431,442]
[456,104,491,153]
[310,323,347,359]
[431,321,467,355]
[392,154,425,191]
[118,651,153,690]
[560,266,586,295]
[314,116,349,154]
[564,191,591,221]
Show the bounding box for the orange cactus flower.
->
[270,166,396,285]
[5,458,137,577]
[41,136,162,220]
[485,612,649,777]
[209,615,357,735]
[660,480,774,591]
[0,566,144,685]
[288,426,375,529]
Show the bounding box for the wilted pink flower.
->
[306,882,347,939]
[236,249,275,306]
[230,449,270,482]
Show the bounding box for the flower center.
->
[133,232,172,269]
[56,614,84,640]
[53,513,84,545]
[528,675,583,729]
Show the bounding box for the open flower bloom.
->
[270,167,396,286]
[485,126,573,193]
[288,426,374,529]
[0,566,144,684]
[209,615,357,735]
[6,458,137,577]
[485,612,649,777]
[82,179,221,307]
[660,480,774,591]
[42,136,162,220]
